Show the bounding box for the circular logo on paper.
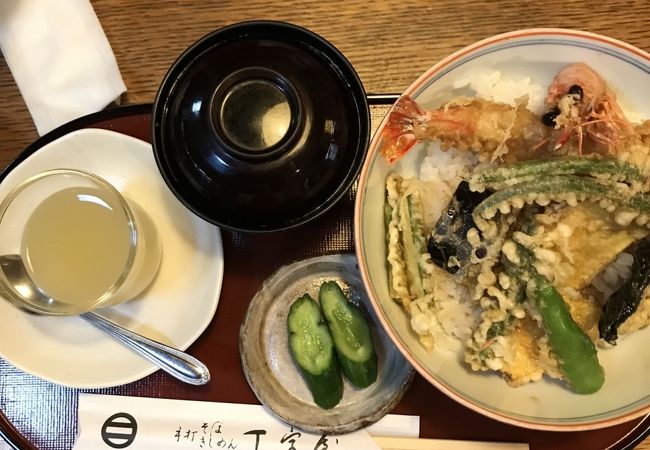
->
[101,412,138,448]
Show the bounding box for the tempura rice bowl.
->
[355,29,650,430]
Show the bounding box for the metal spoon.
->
[0,254,210,385]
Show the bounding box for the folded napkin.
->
[0,0,126,135]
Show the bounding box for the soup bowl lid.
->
[152,20,370,232]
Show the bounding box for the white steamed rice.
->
[408,71,544,351]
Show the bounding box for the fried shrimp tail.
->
[381,96,429,163]
[380,95,549,164]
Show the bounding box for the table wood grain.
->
[0,1,649,449]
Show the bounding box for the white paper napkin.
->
[0,0,126,135]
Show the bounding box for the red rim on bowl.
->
[354,28,650,431]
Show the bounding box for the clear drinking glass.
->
[0,169,162,315]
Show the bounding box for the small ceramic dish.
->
[239,253,414,434]
[152,21,370,232]
[355,29,650,431]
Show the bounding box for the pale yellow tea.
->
[21,187,132,305]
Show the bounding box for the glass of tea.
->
[0,169,162,315]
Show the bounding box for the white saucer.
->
[0,128,224,388]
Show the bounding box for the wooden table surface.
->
[0,1,649,449]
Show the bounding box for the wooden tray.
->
[0,104,648,450]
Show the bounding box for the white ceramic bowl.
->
[354,29,650,431]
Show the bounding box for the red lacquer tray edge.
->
[0,103,649,450]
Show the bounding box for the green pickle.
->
[319,281,378,388]
[287,294,343,409]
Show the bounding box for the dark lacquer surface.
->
[0,104,648,450]
[152,21,370,232]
